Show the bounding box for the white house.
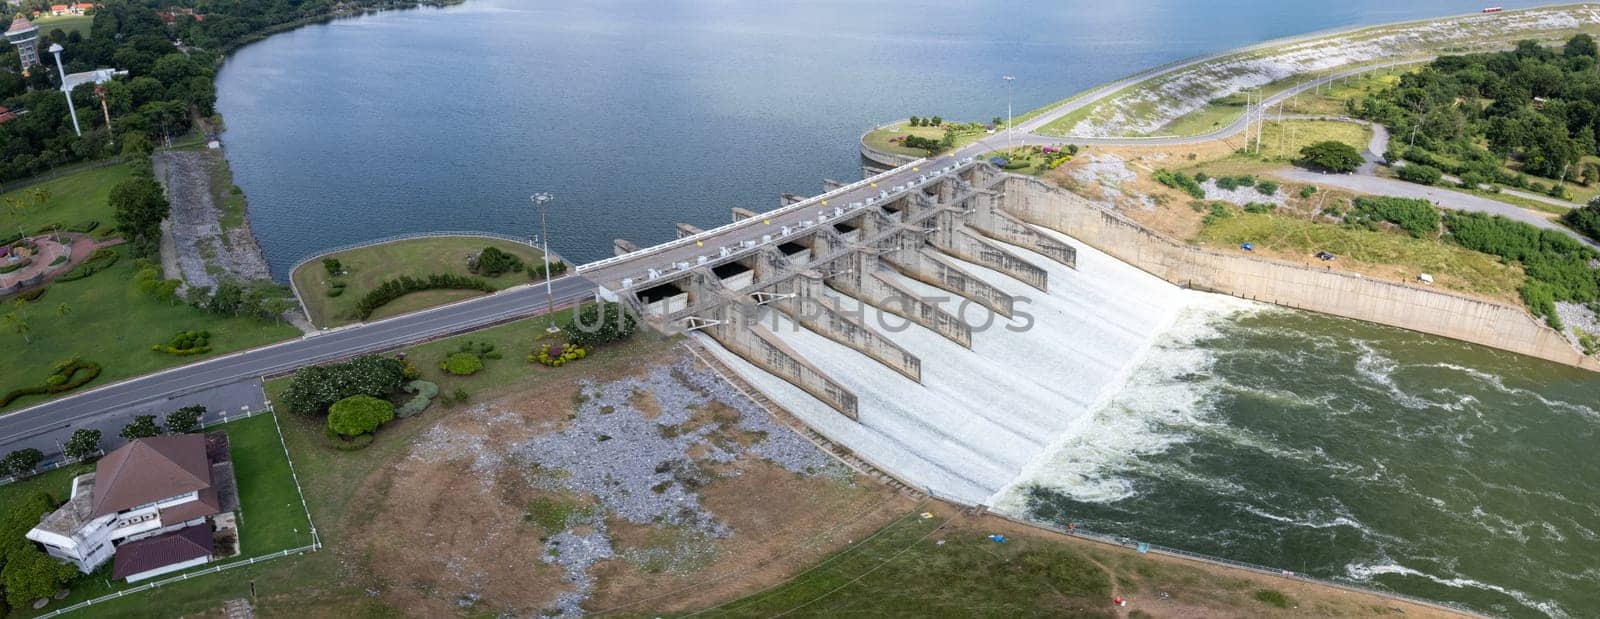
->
[25,433,238,582]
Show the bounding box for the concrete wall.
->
[1004,176,1600,372]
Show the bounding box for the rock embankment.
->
[154,149,272,289]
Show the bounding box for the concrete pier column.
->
[770,272,922,382]
[780,193,806,206]
[613,239,639,256]
[731,207,758,222]
[877,230,1015,318]
[969,192,1077,268]
[824,252,973,348]
[676,223,704,239]
[929,225,1049,292]
[822,178,845,191]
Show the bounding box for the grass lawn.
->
[31,14,93,38]
[1,165,300,413]
[0,163,130,236]
[290,235,546,328]
[860,121,987,159]
[14,413,313,618]
[1198,212,1525,300]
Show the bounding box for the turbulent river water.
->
[214,1,1599,616]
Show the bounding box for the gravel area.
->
[505,359,847,615]
[1201,179,1287,207]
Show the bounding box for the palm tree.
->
[3,197,24,239]
[55,303,70,318]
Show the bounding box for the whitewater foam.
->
[1344,560,1569,618]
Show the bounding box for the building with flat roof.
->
[25,433,239,582]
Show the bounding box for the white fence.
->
[32,544,323,619]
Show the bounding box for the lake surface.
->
[216,0,1561,276]
[214,2,1598,616]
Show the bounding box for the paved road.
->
[0,275,597,455]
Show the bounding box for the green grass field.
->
[290,235,546,328]
[31,14,93,38]
[15,413,313,617]
[1198,212,1525,299]
[1,165,300,412]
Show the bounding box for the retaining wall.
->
[1005,176,1600,372]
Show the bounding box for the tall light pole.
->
[531,192,560,333]
[1002,75,1015,155]
[48,43,80,137]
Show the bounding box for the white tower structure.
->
[4,15,40,74]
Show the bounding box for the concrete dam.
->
[582,157,1594,506]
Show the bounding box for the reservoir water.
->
[214,1,1600,616]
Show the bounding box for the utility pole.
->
[1278,101,1286,158]
[532,192,561,333]
[1003,75,1015,155]
[1254,89,1264,154]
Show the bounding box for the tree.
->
[563,302,637,348]
[120,414,161,440]
[1565,33,1597,58]
[1297,141,1363,173]
[110,177,169,258]
[282,355,405,416]
[930,115,943,127]
[164,405,205,434]
[908,115,920,127]
[2,545,78,608]
[63,428,102,461]
[0,448,43,477]
[3,311,29,345]
[992,116,1003,127]
[322,258,341,275]
[326,395,395,438]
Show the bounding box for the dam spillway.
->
[698,227,1212,504]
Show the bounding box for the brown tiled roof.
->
[111,524,213,580]
[92,435,213,518]
[6,16,36,34]
[156,489,221,525]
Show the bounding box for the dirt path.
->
[153,149,272,289]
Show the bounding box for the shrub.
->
[453,388,469,402]
[327,394,395,439]
[1561,198,1600,242]
[0,258,30,274]
[120,414,161,440]
[47,255,66,267]
[441,352,484,376]
[165,405,205,434]
[152,330,212,356]
[1396,164,1442,186]
[326,285,345,297]
[1255,180,1278,195]
[562,302,637,349]
[529,259,568,280]
[0,448,43,477]
[532,343,588,367]
[1243,202,1276,214]
[1445,211,1598,327]
[281,355,405,416]
[396,380,438,418]
[1299,185,1317,199]
[322,257,341,275]
[0,358,101,408]
[1348,196,1440,238]
[353,273,494,319]
[1253,589,1292,609]
[1153,169,1205,199]
[1202,202,1233,225]
[1298,141,1363,173]
[470,246,524,277]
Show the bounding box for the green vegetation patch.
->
[291,236,544,328]
[1444,211,1600,329]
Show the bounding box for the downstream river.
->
[215,1,1598,616]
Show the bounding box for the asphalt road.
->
[0,275,597,455]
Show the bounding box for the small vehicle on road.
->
[1316,251,1335,261]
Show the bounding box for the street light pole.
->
[1003,75,1015,155]
[531,192,560,333]
[48,43,79,137]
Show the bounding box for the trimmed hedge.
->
[396,380,438,418]
[68,220,99,233]
[0,359,102,408]
[57,248,118,282]
[152,330,212,356]
[441,352,484,376]
[529,260,568,281]
[354,273,494,319]
[0,257,30,274]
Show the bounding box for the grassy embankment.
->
[1058,119,1526,302]
[7,413,312,618]
[0,165,299,412]
[289,236,546,328]
[860,121,989,159]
